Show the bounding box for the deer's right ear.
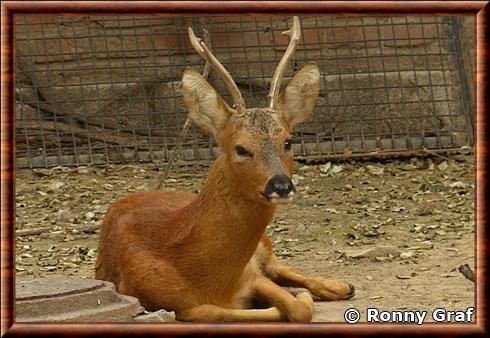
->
[182,67,234,136]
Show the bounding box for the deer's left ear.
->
[277,63,320,129]
[182,67,234,136]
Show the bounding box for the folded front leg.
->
[252,277,314,322]
[255,236,355,301]
[176,304,287,322]
[270,264,355,301]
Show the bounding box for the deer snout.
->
[263,175,295,204]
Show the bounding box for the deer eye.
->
[284,139,292,151]
[235,145,252,157]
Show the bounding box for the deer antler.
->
[268,16,301,110]
[188,27,247,113]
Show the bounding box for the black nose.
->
[264,175,295,198]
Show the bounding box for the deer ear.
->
[277,63,320,129]
[182,67,234,135]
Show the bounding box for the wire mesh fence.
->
[15,15,474,168]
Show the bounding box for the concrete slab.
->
[16,277,144,322]
[17,277,105,300]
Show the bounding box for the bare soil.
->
[15,155,475,323]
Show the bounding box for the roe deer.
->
[95,17,354,322]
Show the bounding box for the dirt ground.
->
[15,154,475,323]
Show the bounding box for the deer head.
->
[182,17,320,205]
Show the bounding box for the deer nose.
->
[264,174,295,198]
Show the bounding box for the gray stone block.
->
[16,277,144,322]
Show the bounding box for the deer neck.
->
[190,155,276,268]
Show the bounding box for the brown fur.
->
[96,63,354,322]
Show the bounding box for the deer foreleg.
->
[265,262,355,301]
[175,304,287,322]
[251,277,314,322]
[256,235,355,301]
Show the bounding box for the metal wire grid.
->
[14,15,473,168]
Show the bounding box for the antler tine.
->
[188,27,246,113]
[268,16,301,110]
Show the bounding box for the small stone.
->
[85,212,95,221]
[134,309,176,322]
[57,210,73,222]
[42,266,58,272]
[48,181,65,191]
[449,181,466,189]
[437,161,448,170]
[65,234,75,242]
[319,162,331,174]
[421,240,433,248]
[366,165,384,176]
[87,249,97,258]
[400,251,414,259]
[331,165,343,174]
